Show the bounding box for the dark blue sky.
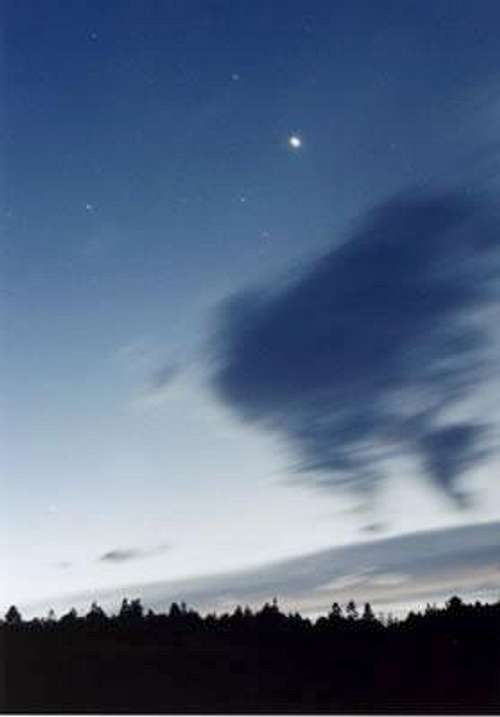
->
[3,0,500,612]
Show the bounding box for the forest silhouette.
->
[1,594,499,713]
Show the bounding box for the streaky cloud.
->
[100,549,140,563]
[99,544,170,564]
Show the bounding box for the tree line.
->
[3,594,476,630]
[2,594,499,713]
[2,596,385,630]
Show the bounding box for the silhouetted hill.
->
[1,596,499,713]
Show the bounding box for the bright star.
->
[288,135,302,149]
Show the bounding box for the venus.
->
[288,134,302,149]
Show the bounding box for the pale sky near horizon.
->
[3,0,500,615]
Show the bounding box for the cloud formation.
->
[99,544,169,564]
[211,188,500,504]
[33,521,500,619]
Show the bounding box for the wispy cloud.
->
[149,363,179,392]
[31,521,500,619]
[210,187,500,506]
[99,544,170,564]
[56,561,72,570]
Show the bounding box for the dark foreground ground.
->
[1,597,499,713]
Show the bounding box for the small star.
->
[89,31,98,40]
[231,73,240,81]
[239,195,247,203]
[261,231,271,239]
[85,203,94,212]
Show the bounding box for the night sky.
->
[3,0,500,617]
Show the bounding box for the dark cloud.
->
[100,549,140,563]
[211,188,500,504]
[418,423,490,507]
[99,544,169,564]
[362,522,386,535]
